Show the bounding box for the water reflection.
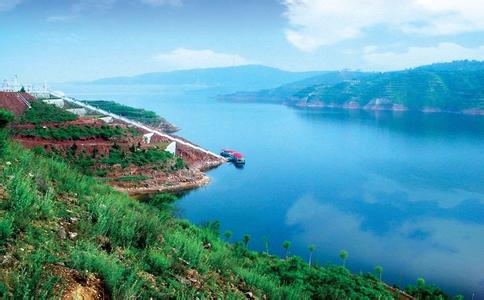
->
[294,108,484,138]
[286,194,484,296]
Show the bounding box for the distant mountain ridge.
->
[218,71,372,103]
[89,65,324,92]
[221,60,484,115]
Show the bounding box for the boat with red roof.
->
[220,149,245,165]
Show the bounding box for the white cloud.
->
[0,0,23,11]
[153,48,253,71]
[364,42,484,70]
[282,0,484,51]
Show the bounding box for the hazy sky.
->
[1,0,484,82]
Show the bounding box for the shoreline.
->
[120,174,211,196]
[290,102,484,116]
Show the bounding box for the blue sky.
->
[1,0,484,82]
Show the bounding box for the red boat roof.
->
[233,152,243,158]
[222,149,236,153]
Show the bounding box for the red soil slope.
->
[0,92,35,115]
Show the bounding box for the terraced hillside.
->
[220,61,484,115]
[292,67,484,113]
[5,96,220,195]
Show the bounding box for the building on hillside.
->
[0,92,35,115]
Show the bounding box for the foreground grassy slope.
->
[0,141,397,299]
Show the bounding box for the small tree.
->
[19,86,26,93]
[417,277,426,287]
[282,240,291,259]
[308,244,316,267]
[374,265,383,281]
[416,277,426,300]
[262,236,269,255]
[0,110,14,128]
[224,230,232,242]
[339,250,348,267]
[243,234,250,248]
[0,109,14,157]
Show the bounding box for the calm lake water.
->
[58,84,484,297]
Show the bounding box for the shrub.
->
[70,243,125,292]
[19,101,77,124]
[147,250,171,275]
[95,169,108,177]
[31,146,46,155]
[0,215,13,244]
[0,109,14,128]
[85,100,164,127]
[16,125,126,141]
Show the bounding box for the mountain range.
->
[88,60,484,114]
[221,60,484,114]
[89,65,323,92]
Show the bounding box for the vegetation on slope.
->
[84,100,179,132]
[35,142,186,177]
[219,71,370,103]
[294,66,484,111]
[16,125,134,141]
[18,101,78,124]
[100,144,186,169]
[220,61,484,113]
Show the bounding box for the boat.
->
[220,149,236,157]
[231,152,245,165]
[220,149,245,165]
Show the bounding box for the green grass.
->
[110,175,152,182]
[84,100,164,127]
[101,145,186,170]
[16,125,127,140]
[18,101,78,124]
[0,123,447,298]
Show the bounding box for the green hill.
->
[293,62,484,113]
[220,61,484,114]
[219,71,371,103]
